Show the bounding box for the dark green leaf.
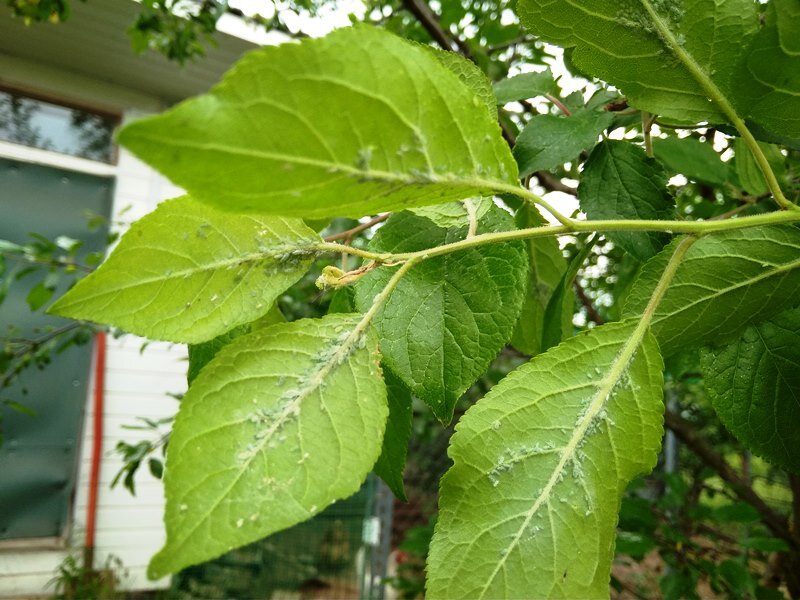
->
[26,281,54,311]
[712,502,760,524]
[373,370,412,501]
[652,137,729,186]
[579,141,674,261]
[354,206,527,423]
[493,70,557,105]
[701,307,800,473]
[740,537,790,552]
[615,531,657,559]
[718,560,756,597]
[510,205,569,356]
[541,235,597,351]
[148,458,164,480]
[513,110,613,177]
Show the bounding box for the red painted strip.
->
[85,331,106,558]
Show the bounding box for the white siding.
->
[0,91,193,595]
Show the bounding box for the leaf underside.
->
[48,196,318,343]
[737,0,800,139]
[118,26,517,220]
[428,321,664,599]
[149,314,387,578]
[624,226,800,356]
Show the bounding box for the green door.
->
[0,158,113,541]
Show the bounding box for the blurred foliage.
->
[0,214,113,445]
[48,552,127,600]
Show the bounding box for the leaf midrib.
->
[128,133,512,193]
[477,325,646,597]
[54,249,307,309]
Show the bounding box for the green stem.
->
[315,208,800,263]
[642,111,655,158]
[636,236,695,327]
[639,0,796,211]
[491,181,574,226]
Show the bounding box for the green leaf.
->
[26,281,54,311]
[623,227,800,356]
[652,137,730,187]
[423,46,497,116]
[700,307,800,473]
[187,304,286,385]
[711,502,760,524]
[740,537,790,553]
[118,26,517,220]
[718,560,757,598]
[615,531,657,559]
[513,110,614,177]
[427,321,664,599]
[148,458,164,480]
[373,370,413,501]
[327,286,356,314]
[510,206,569,356]
[579,141,674,262]
[541,235,598,351]
[3,399,37,417]
[49,197,318,344]
[516,0,758,125]
[737,0,800,139]
[410,198,491,229]
[734,138,786,196]
[354,206,527,423]
[493,70,557,105]
[149,313,388,578]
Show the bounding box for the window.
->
[0,89,116,544]
[0,89,117,163]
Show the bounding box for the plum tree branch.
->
[316,207,800,263]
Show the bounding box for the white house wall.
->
[0,62,192,596]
